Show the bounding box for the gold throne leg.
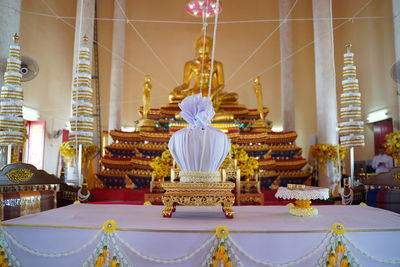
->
[221,195,235,219]
[161,195,175,217]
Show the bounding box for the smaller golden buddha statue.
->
[139,75,155,129]
[253,76,264,120]
[142,75,152,120]
[251,76,267,132]
[169,33,238,111]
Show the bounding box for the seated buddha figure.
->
[169,34,238,110]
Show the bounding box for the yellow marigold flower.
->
[215,225,229,239]
[340,256,349,267]
[103,220,117,233]
[217,245,225,255]
[212,258,217,267]
[222,252,229,262]
[332,223,346,235]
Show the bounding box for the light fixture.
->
[185,0,222,18]
[366,109,390,123]
[121,126,136,132]
[23,106,40,121]
[272,126,284,132]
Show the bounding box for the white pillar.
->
[107,0,126,132]
[279,0,295,132]
[393,0,400,129]
[72,0,95,75]
[312,0,338,188]
[0,0,21,87]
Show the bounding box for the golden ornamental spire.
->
[12,33,19,44]
[345,41,352,53]
[82,34,89,44]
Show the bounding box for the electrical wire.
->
[39,0,171,92]
[226,0,298,83]
[115,0,179,85]
[227,0,374,94]
[1,3,392,24]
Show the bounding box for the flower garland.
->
[1,222,400,266]
[310,144,348,170]
[316,223,359,267]
[150,150,173,180]
[59,141,97,168]
[384,131,400,166]
[220,144,259,177]
[59,142,76,167]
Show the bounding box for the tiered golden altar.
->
[94,33,311,204]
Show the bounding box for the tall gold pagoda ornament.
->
[65,35,96,191]
[0,33,26,166]
[338,42,365,185]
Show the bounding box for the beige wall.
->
[18,0,397,173]
[20,0,76,174]
[333,0,397,166]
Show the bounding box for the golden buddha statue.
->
[169,34,238,110]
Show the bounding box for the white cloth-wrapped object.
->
[168,94,230,182]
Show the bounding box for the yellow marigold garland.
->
[59,142,97,168]
[384,131,400,166]
[310,144,348,170]
[59,142,76,167]
[150,150,173,179]
[220,144,259,177]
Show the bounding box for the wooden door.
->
[373,118,393,154]
[25,121,46,169]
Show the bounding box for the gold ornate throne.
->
[0,163,60,220]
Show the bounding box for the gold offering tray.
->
[161,182,235,218]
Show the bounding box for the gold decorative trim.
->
[1,223,399,233]
[5,168,34,183]
[0,194,3,221]
[392,172,400,183]
[137,143,168,150]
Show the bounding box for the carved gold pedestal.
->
[161,182,235,218]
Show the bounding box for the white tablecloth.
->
[2,204,400,267]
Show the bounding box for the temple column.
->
[279,0,295,132]
[72,0,95,74]
[393,0,400,129]
[107,0,126,132]
[312,0,339,188]
[0,0,21,87]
